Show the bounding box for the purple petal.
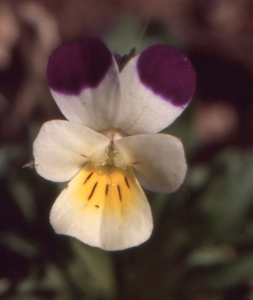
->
[137,45,196,107]
[47,38,113,95]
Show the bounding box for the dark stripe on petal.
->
[47,38,113,95]
[124,177,130,188]
[84,172,93,184]
[117,185,122,201]
[88,182,98,200]
[137,45,196,107]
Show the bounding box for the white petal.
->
[51,64,120,132]
[47,38,121,131]
[50,162,153,250]
[114,45,196,134]
[115,134,187,193]
[33,120,110,182]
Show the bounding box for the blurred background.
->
[1,0,253,299]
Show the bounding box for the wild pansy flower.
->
[33,38,196,251]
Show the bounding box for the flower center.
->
[106,141,117,165]
[91,128,128,169]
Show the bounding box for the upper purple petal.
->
[137,45,196,107]
[47,38,113,95]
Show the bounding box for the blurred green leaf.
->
[188,245,234,267]
[39,263,68,292]
[1,233,38,258]
[16,275,37,295]
[68,239,116,299]
[203,151,253,241]
[186,165,210,191]
[9,178,36,222]
[208,255,253,288]
[0,146,22,177]
[105,18,161,55]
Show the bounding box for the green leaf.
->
[188,245,234,267]
[68,239,116,299]
[204,151,253,241]
[0,233,38,258]
[208,255,253,288]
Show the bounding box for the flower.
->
[33,38,196,251]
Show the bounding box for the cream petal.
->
[115,134,187,193]
[33,120,110,182]
[50,162,153,250]
[47,38,121,131]
[114,45,196,134]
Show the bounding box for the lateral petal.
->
[47,38,121,131]
[115,45,196,134]
[115,134,187,193]
[50,162,153,250]
[33,120,110,182]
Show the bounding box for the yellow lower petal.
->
[50,162,153,250]
[68,162,141,220]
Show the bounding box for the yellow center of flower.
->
[68,161,141,220]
